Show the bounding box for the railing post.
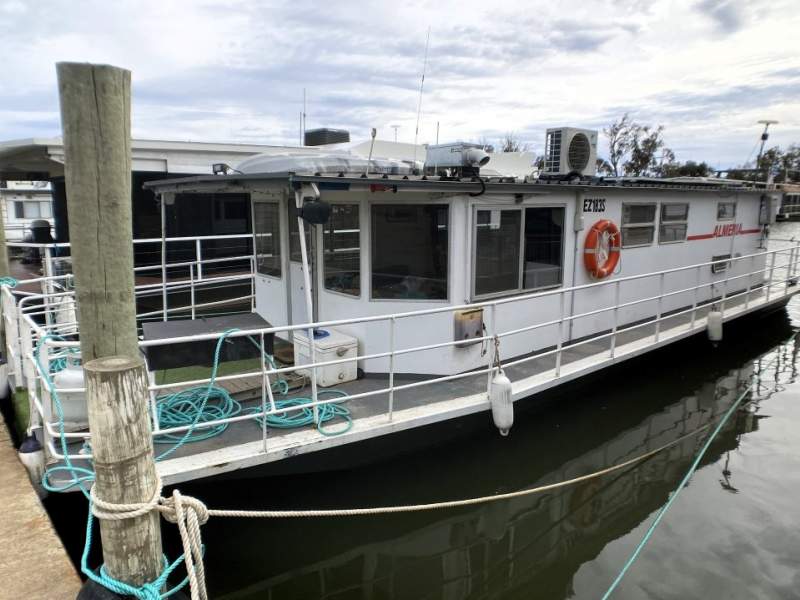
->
[721,271,728,315]
[21,320,36,410]
[42,246,54,329]
[260,331,277,453]
[610,280,621,358]
[766,251,776,302]
[555,290,566,376]
[744,255,753,310]
[189,264,196,321]
[486,304,498,396]
[690,265,701,329]
[84,355,163,588]
[654,272,665,342]
[195,238,203,281]
[388,317,396,421]
[785,247,795,297]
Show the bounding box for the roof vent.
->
[304,128,350,146]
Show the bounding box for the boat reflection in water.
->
[178,316,798,600]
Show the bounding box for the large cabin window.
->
[622,203,656,247]
[324,204,360,296]
[371,204,449,300]
[659,203,689,243]
[474,206,564,298]
[253,202,281,277]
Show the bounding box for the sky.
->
[1,0,798,169]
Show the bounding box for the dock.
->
[0,419,81,598]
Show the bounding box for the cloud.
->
[0,0,798,168]
[696,0,744,33]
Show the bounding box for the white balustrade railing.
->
[7,242,800,472]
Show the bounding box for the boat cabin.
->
[145,160,778,378]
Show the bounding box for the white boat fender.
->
[18,434,46,498]
[490,370,513,436]
[707,310,723,343]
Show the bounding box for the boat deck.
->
[44,283,795,489]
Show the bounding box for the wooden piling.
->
[56,62,164,593]
[84,355,163,587]
[56,62,138,362]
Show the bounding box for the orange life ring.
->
[584,219,621,279]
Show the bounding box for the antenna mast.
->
[302,88,307,145]
[413,27,431,165]
[755,119,779,181]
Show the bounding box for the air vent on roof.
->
[544,127,598,176]
[304,128,351,146]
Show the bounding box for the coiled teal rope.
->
[249,389,353,436]
[155,328,240,460]
[0,276,18,288]
[154,386,242,444]
[36,325,352,598]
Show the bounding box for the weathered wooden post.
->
[56,62,139,362]
[84,355,162,587]
[56,62,164,596]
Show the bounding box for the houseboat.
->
[12,127,800,488]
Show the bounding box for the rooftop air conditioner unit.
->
[544,128,598,176]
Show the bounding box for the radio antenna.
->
[413,27,431,165]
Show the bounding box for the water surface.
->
[48,223,800,599]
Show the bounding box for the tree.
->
[499,132,530,153]
[603,114,634,177]
[624,124,672,176]
[658,160,711,178]
[726,145,800,182]
[596,157,614,176]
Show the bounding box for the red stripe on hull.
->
[687,227,762,241]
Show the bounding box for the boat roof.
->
[143,172,771,196]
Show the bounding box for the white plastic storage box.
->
[293,328,358,387]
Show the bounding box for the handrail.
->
[15,240,800,469]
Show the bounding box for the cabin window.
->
[717,202,736,221]
[659,203,689,243]
[475,209,522,296]
[371,204,449,300]
[288,202,312,262]
[621,203,656,247]
[253,202,281,277]
[474,206,564,297]
[14,200,51,219]
[524,207,564,289]
[324,204,360,296]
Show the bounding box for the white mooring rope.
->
[90,423,711,600]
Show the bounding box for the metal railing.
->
[9,242,800,474]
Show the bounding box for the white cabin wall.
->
[253,183,769,378]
